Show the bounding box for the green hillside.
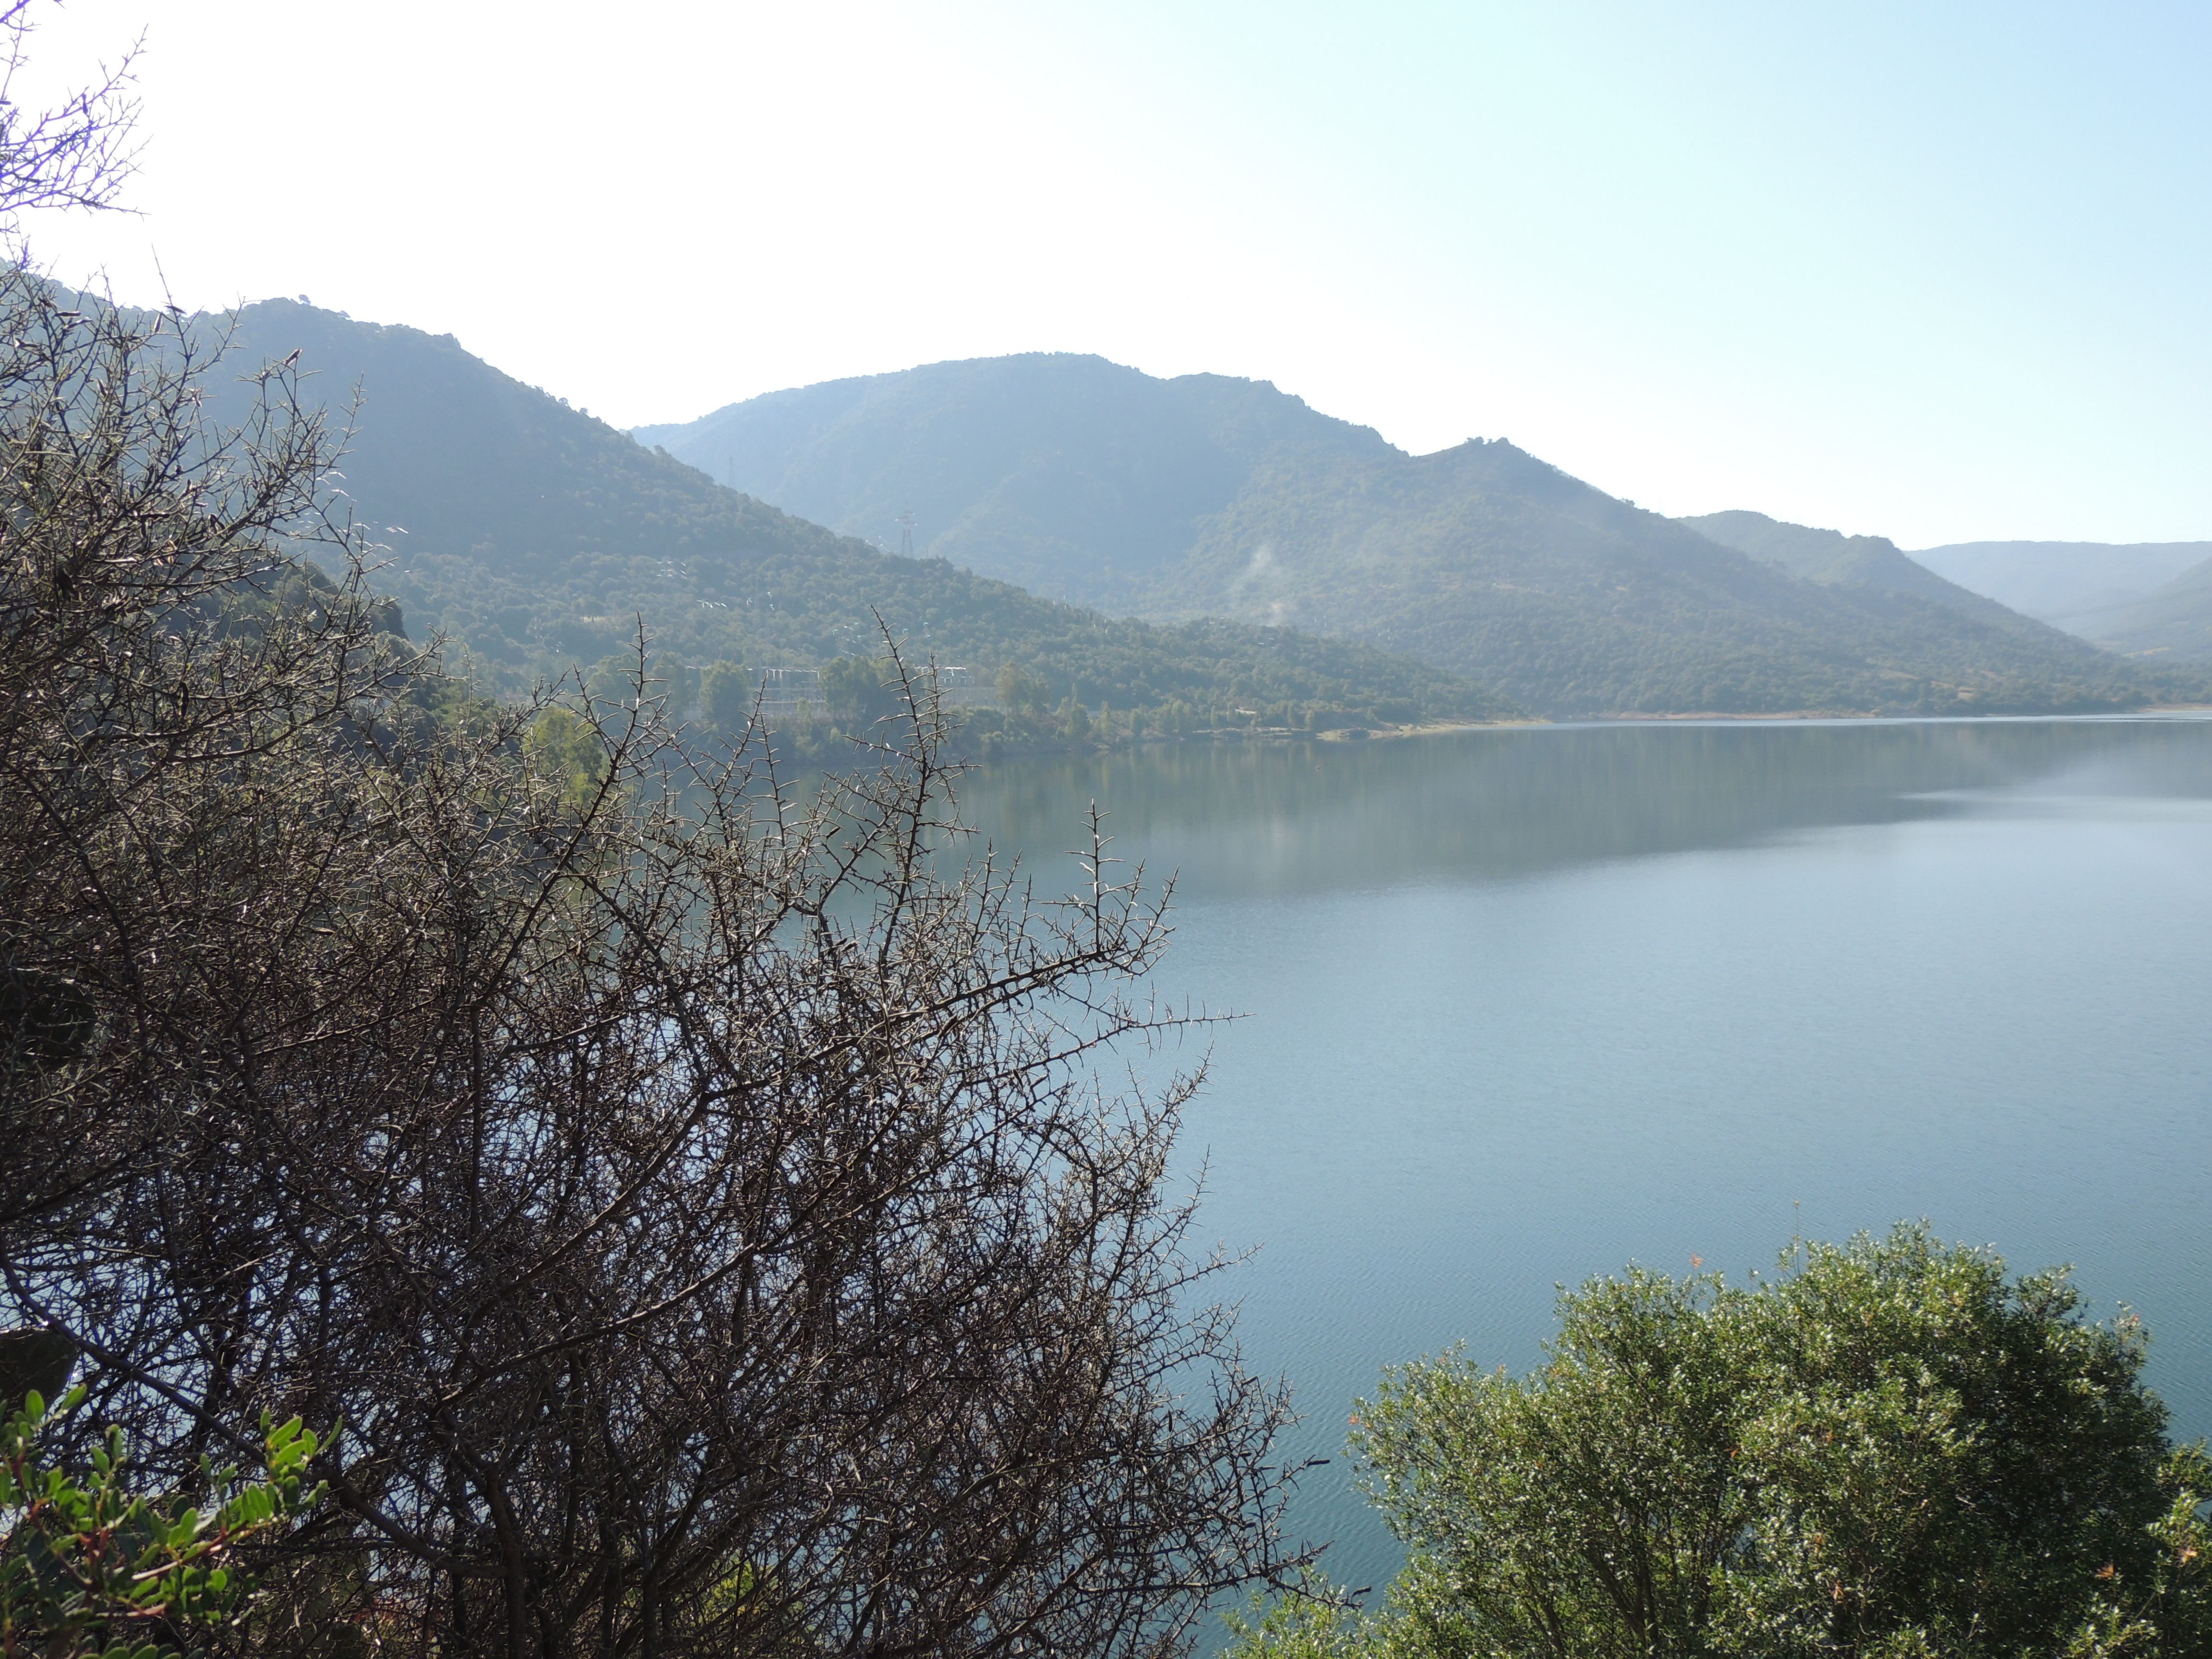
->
[200,303,1507,730]
[634,352,1382,610]
[1151,441,2194,716]
[641,355,2202,718]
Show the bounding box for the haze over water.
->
[954,716,2212,1604]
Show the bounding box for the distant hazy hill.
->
[189,303,1505,725]
[641,355,2196,718]
[1911,540,2212,635]
[2059,554,2212,660]
[1680,512,2019,623]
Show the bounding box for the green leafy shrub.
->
[0,1390,327,1659]
[1236,1225,2212,1659]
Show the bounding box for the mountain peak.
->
[637,353,2195,714]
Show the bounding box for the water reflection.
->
[952,717,2212,898]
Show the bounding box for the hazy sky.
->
[15,2,2211,546]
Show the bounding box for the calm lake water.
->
[953,715,2212,1608]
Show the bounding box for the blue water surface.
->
[954,716,2212,1606]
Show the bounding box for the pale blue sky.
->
[18,1,2211,545]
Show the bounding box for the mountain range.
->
[187,303,1506,729]
[79,297,2201,727]
[640,355,2203,716]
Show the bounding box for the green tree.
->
[997,662,1052,714]
[524,705,611,811]
[584,651,637,704]
[0,1389,326,1659]
[697,657,752,729]
[821,653,900,723]
[1238,1226,2212,1659]
[659,656,700,721]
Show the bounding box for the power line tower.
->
[896,506,916,560]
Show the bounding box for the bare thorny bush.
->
[0,0,140,261]
[0,21,1305,1656]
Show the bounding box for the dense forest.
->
[1155,439,2198,715]
[643,355,2211,717]
[632,352,1370,612]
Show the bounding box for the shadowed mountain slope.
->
[195,302,1506,723]
[640,355,2201,718]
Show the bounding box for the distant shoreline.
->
[1326,705,2212,743]
[965,703,2212,763]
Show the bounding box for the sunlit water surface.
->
[950,717,2212,1612]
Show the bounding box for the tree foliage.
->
[698,657,753,728]
[1,1389,325,1659]
[1156,442,2208,719]
[1234,1226,2212,1659]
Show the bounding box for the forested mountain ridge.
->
[1149,439,2193,715]
[1681,510,2212,669]
[1902,536,2212,658]
[184,301,1507,727]
[640,355,2205,718]
[634,352,1388,611]
[1679,510,2021,624]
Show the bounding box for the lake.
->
[951,715,2212,1608]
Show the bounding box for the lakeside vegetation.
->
[1233,1227,2212,1659]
